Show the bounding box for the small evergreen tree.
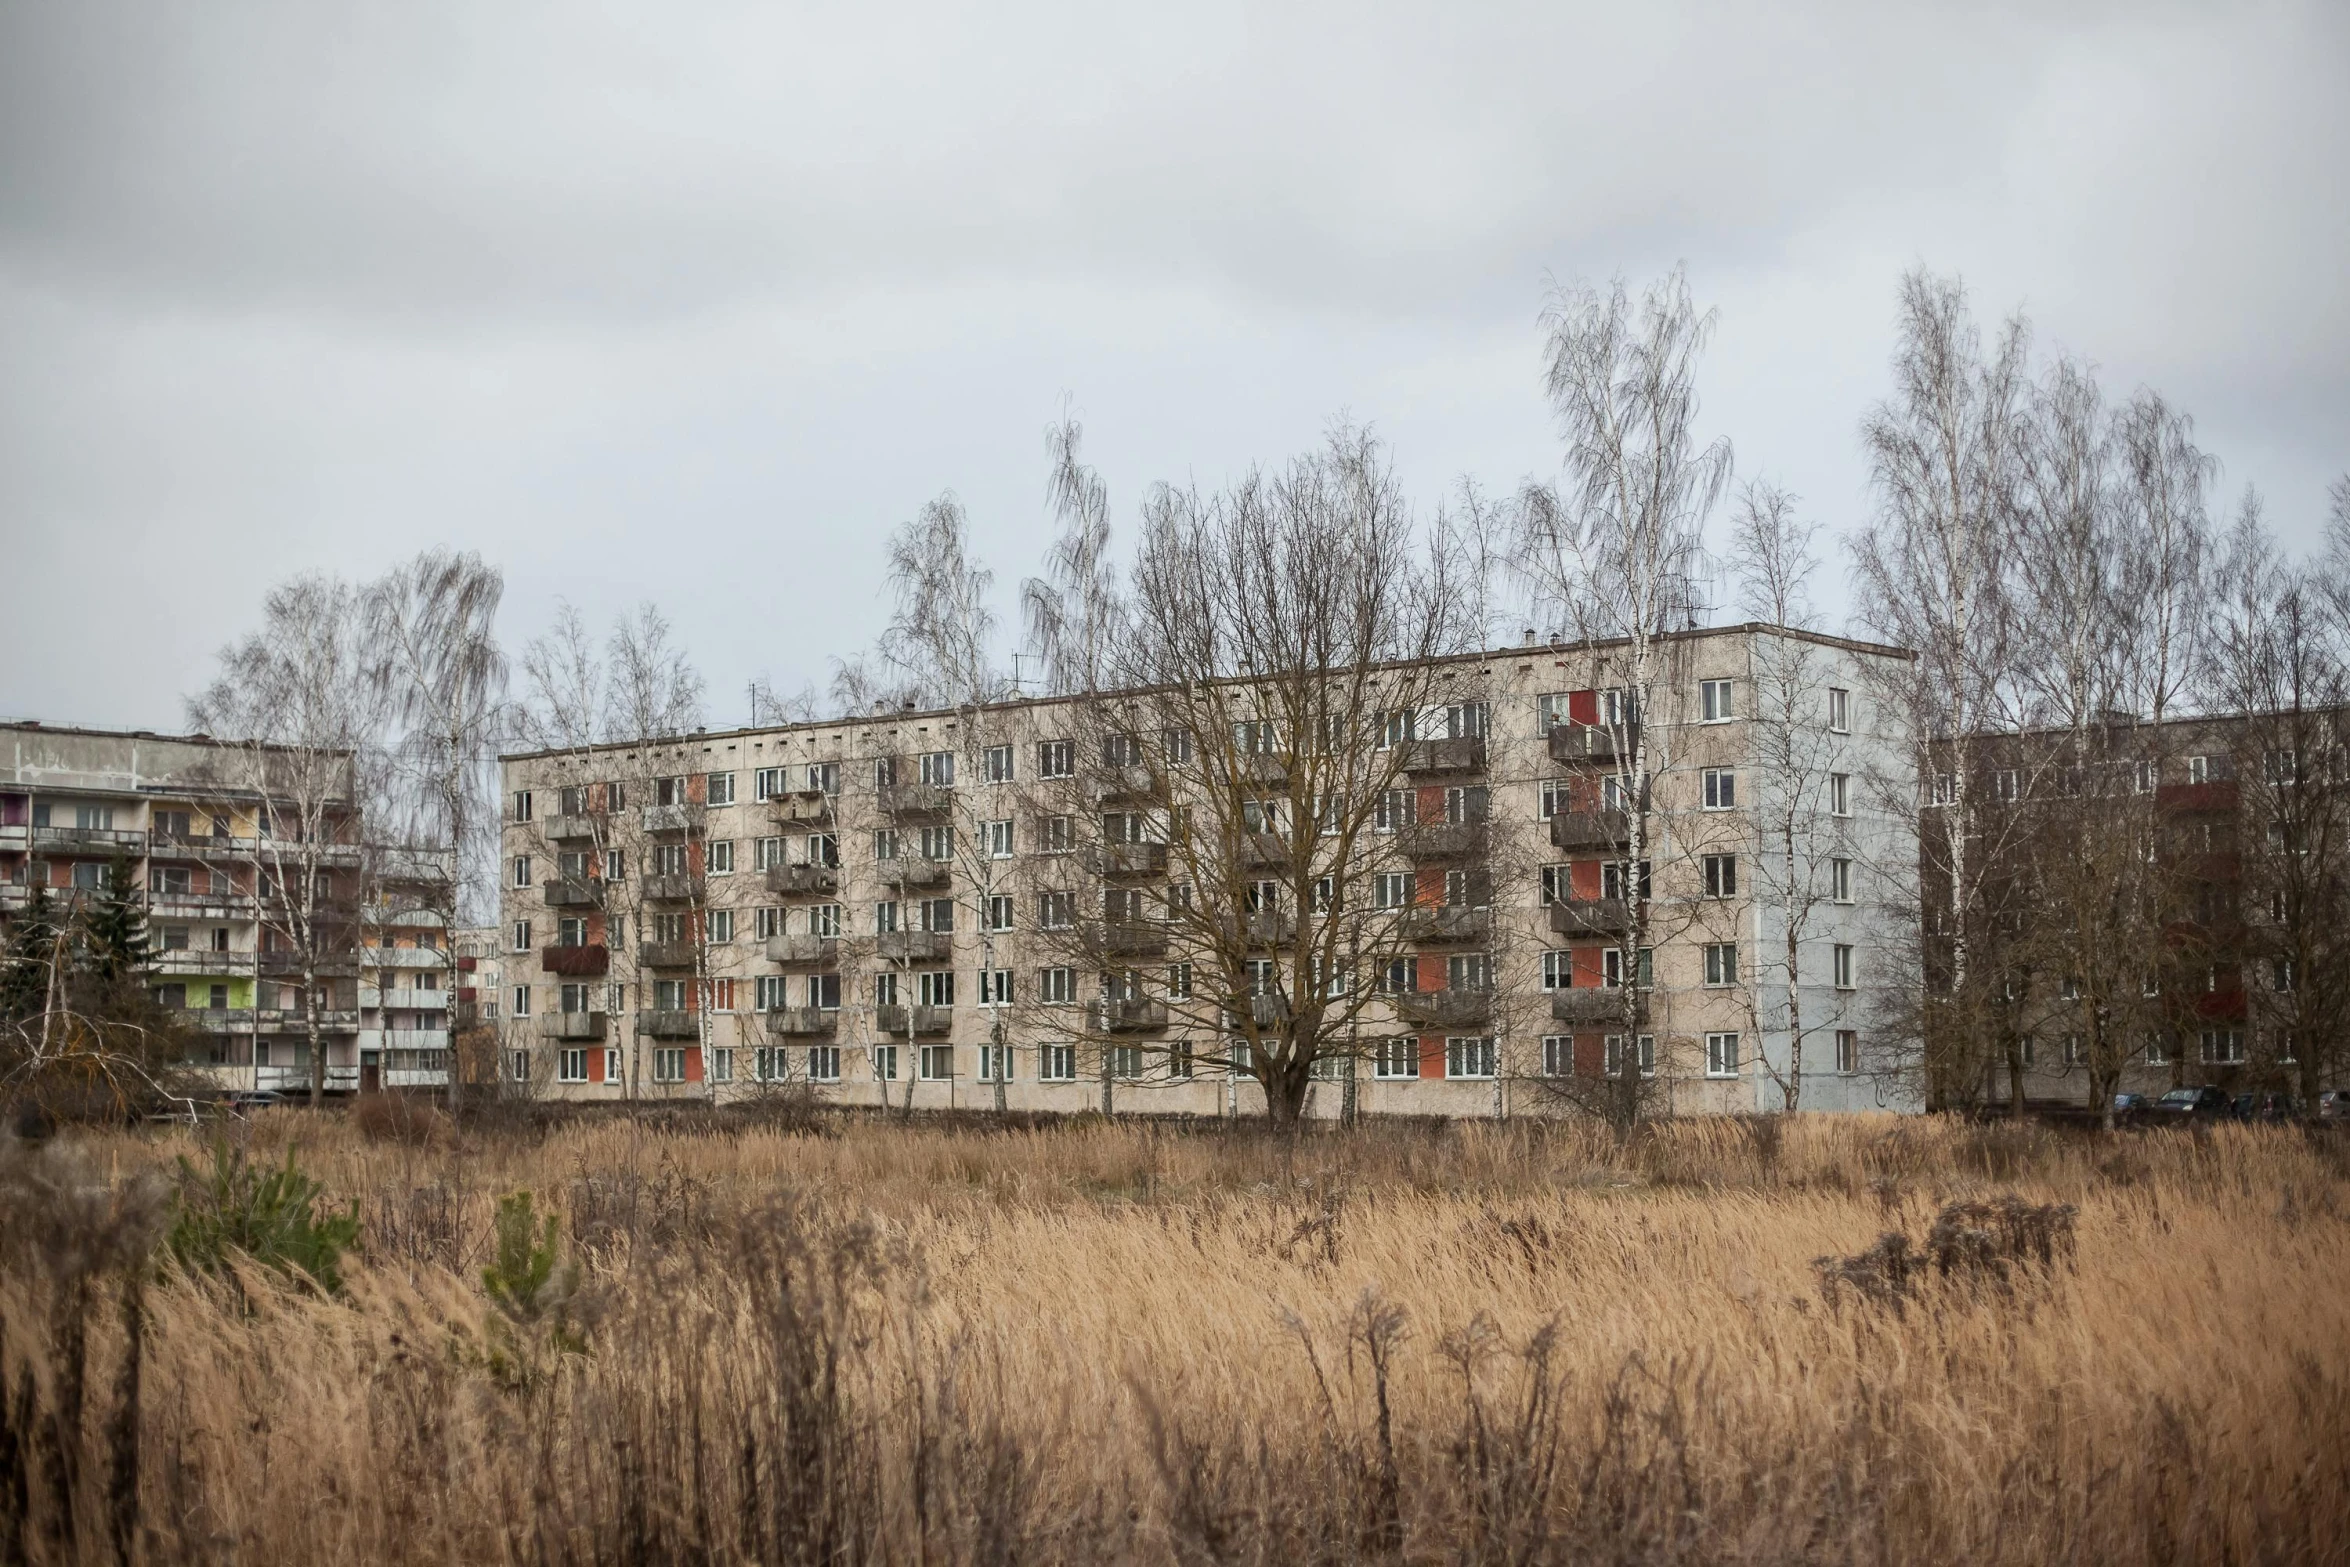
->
[0,885,60,1024]
[83,856,151,986]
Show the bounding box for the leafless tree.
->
[185,574,384,1106]
[1515,267,1732,1129]
[1851,267,2034,1110]
[368,549,508,1105]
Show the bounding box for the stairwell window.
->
[1833,944,1855,990]
[1702,769,1736,810]
[1831,858,1853,903]
[1827,688,1850,733]
[1836,1030,1858,1074]
[1703,943,1737,986]
[513,790,534,822]
[872,1045,898,1081]
[512,855,533,888]
[1829,774,1851,817]
[1703,854,1736,898]
[1700,679,1735,722]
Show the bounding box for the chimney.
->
[1521,628,1535,647]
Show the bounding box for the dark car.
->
[2147,1085,2233,1123]
[2112,1092,2154,1124]
[2320,1091,2350,1124]
[2233,1091,2303,1123]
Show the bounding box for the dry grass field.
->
[2,1107,2346,1564]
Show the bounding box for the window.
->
[874,756,897,790]
[1832,944,1855,990]
[751,836,783,871]
[983,745,1013,783]
[1374,872,1413,910]
[874,900,901,935]
[1446,1036,1496,1079]
[1701,769,1736,810]
[873,971,898,1008]
[1702,854,1736,898]
[920,1044,955,1080]
[604,848,627,882]
[1039,1043,1078,1082]
[706,772,735,806]
[1703,943,1737,986]
[1705,1032,1741,1078]
[756,975,788,1011]
[1039,815,1074,854]
[653,841,691,877]
[1827,687,1850,733]
[2265,750,2298,785]
[1602,947,1653,989]
[1038,740,1075,779]
[754,906,783,941]
[512,855,533,889]
[1039,967,1077,1004]
[1362,1037,1416,1080]
[1038,891,1075,929]
[2187,755,2211,785]
[1163,727,1195,765]
[1540,1035,1573,1077]
[1828,774,1851,817]
[1112,1045,1146,1080]
[2145,1033,2169,1066]
[1538,779,1574,820]
[1830,858,1853,903]
[979,969,1014,1005]
[1835,1030,1858,1074]
[1166,962,1192,1001]
[919,751,954,787]
[2133,760,2156,795]
[983,819,1014,858]
[1605,1034,1656,1077]
[808,762,839,795]
[975,1042,1015,1081]
[1540,950,1573,991]
[920,825,955,861]
[709,909,736,944]
[710,1048,734,1084]
[2017,1034,2036,1068]
[1700,679,1735,722]
[1234,719,1280,756]
[917,971,954,1008]
[809,1046,841,1082]
[755,767,786,801]
[874,829,900,862]
[511,985,532,1017]
[604,1046,623,1083]
[2200,1029,2245,1065]
[708,840,736,875]
[980,895,1012,933]
[513,790,535,823]
[811,903,842,938]
[871,1044,898,1081]
[559,1049,587,1083]
[1539,865,1572,906]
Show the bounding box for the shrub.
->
[165,1141,361,1294]
[351,1091,446,1147]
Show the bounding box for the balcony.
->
[767,933,840,965]
[874,1005,952,1036]
[377,1028,448,1052]
[31,824,146,855]
[1401,737,1487,775]
[366,947,449,971]
[1550,810,1632,852]
[640,804,694,834]
[1237,754,1289,788]
[1551,988,1632,1027]
[1094,765,1161,803]
[181,1008,255,1033]
[1093,999,1169,1032]
[542,943,610,977]
[1402,821,1482,860]
[878,860,951,891]
[255,1008,361,1033]
[765,1007,837,1037]
[1247,995,1292,1028]
[256,952,361,978]
[1549,897,1632,937]
[877,930,951,964]
[1547,724,1620,765]
[152,949,250,977]
[543,813,599,842]
[766,863,839,897]
[635,1010,700,1039]
[771,793,836,829]
[638,941,699,969]
[543,877,603,908]
[1394,989,1494,1030]
[147,889,259,921]
[1243,912,1297,947]
[148,831,253,863]
[1103,922,1169,957]
[1090,842,1168,879]
[537,1011,607,1041]
[371,987,450,1011]
[879,784,953,820]
[258,1064,359,1094]
[1404,906,1492,946]
[641,874,703,904]
[1239,832,1289,869]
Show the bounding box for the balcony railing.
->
[766,933,840,965]
[541,943,610,977]
[1394,988,1494,1030]
[638,941,699,969]
[254,1008,361,1032]
[640,804,694,834]
[1242,912,1297,947]
[879,784,953,819]
[770,794,836,829]
[1094,765,1162,803]
[1090,841,1168,879]
[256,952,361,978]
[366,947,450,971]
[1103,922,1169,957]
[1551,988,1633,1026]
[372,988,450,1011]
[1402,821,1482,859]
[180,1008,256,1033]
[537,1011,607,1041]
[1549,810,1632,852]
[876,930,952,964]
[543,813,599,842]
[1239,832,1289,869]
[145,888,257,918]
[31,825,146,853]
[634,1010,700,1039]
[1091,998,1168,1033]
[874,1005,952,1036]
[765,1007,837,1036]
[878,860,951,891]
[151,949,251,976]
[766,864,839,896]
[1404,906,1492,945]
[1547,723,1620,765]
[1549,897,1632,937]
[258,1064,359,1093]
[543,877,603,908]
[148,831,253,860]
[1401,737,1487,775]
[641,874,703,904]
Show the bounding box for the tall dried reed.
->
[0,1112,2343,1564]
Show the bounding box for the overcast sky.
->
[3,0,2344,733]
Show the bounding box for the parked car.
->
[2147,1085,2233,1123]
[2319,1090,2350,1123]
[2233,1091,2304,1123]
[2112,1092,2154,1125]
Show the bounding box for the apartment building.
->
[0,721,446,1096]
[496,625,1919,1118]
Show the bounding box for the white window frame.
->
[1540,949,1573,992]
[558,1048,587,1083]
[809,1045,841,1082]
[706,771,735,806]
[1832,943,1855,990]
[1374,1036,1420,1079]
[1829,773,1851,817]
[1604,1033,1656,1078]
[1541,1034,1574,1078]
[1444,1036,1495,1080]
[1702,943,1736,987]
[1830,858,1853,903]
[1827,687,1849,733]
[1700,679,1734,723]
[1039,1042,1078,1082]
[1835,1030,1858,1074]
[1704,1032,1741,1078]
[1701,769,1736,811]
